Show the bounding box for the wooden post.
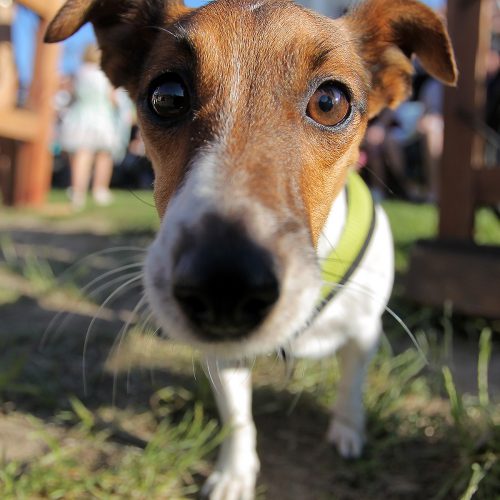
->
[17,0,62,21]
[0,0,63,206]
[439,0,492,239]
[406,0,500,318]
[12,19,60,206]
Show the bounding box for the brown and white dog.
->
[46,1,456,498]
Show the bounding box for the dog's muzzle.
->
[172,214,279,340]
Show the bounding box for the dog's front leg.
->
[327,321,381,459]
[201,358,259,500]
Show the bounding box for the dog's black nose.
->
[172,216,279,339]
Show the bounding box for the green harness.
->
[285,171,376,347]
[318,171,376,306]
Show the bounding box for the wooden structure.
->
[0,0,62,206]
[407,0,500,317]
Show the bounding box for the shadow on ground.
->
[0,224,497,499]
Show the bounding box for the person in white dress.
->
[60,44,118,209]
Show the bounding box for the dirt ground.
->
[0,214,499,499]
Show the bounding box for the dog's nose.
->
[172,217,279,339]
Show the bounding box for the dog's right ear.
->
[45,0,190,94]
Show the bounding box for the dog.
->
[46,0,457,498]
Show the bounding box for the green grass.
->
[383,200,500,271]
[0,191,499,499]
[1,189,159,233]
[1,401,223,500]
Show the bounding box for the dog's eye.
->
[149,73,191,120]
[307,83,350,127]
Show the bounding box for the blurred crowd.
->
[357,1,500,204]
[359,38,500,203]
[2,1,500,209]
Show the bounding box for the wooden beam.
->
[16,0,63,21]
[0,139,17,205]
[12,20,60,206]
[475,168,500,206]
[439,0,492,239]
[406,240,500,318]
[0,109,40,142]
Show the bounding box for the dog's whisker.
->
[117,295,149,395]
[126,188,156,208]
[41,308,73,348]
[80,262,144,295]
[133,293,151,326]
[86,270,144,301]
[319,229,344,269]
[203,359,220,395]
[278,340,296,384]
[362,166,395,196]
[82,275,143,396]
[42,257,144,347]
[54,247,146,285]
[143,324,162,390]
[148,326,161,342]
[143,25,182,38]
[215,358,222,385]
[245,356,257,384]
[383,304,428,362]
[41,270,143,348]
[133,308,155,336]
[321,278,427,363]
[192,353,198,382]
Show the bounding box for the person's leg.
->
[419,113,444,201]
[364,124,388,201]
[92,151,114,205]
[70,149,93,209]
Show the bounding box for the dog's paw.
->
[201,469,257,500]
[326,418,364,459]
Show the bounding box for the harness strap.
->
[286,172,376,347]
[319,171,376,305]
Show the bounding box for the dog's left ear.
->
[346,0,457,118]
[45,0,190,95]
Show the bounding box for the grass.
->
[0,403,223,499]
[1,189,158,233]
[0,190,499,499]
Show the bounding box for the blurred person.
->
[417,77,444,201]
[114,126,154,189]
[362,103,425,201]
[59,43,118,209]
[362,110,405,201]
[113,87,135,163]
